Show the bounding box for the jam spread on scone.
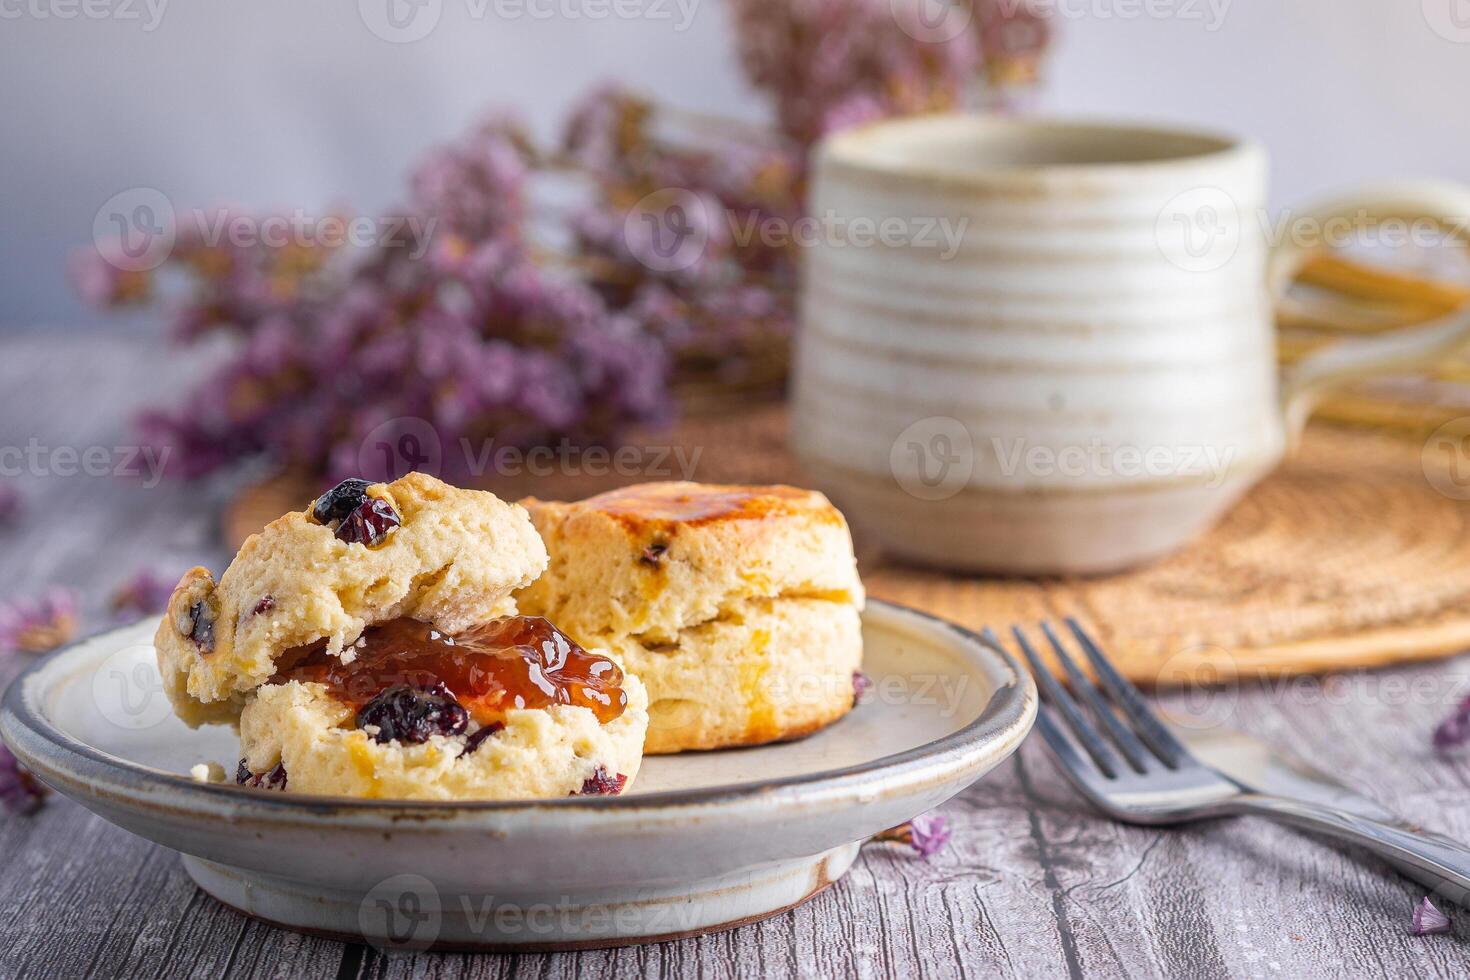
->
[271,616,628,729]
[587,482,837,528]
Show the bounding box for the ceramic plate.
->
[1,599,1035,950]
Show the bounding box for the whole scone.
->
[518,482,864,641]
[156,473,547,726]
[236,621,649,800]
[517,482,864,753]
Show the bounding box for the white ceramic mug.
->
[791,114,1470,574]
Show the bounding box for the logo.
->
[1423,418,1470,500]
[890,416,973,501]
[1154,644,1237,731]
[892,0,972,43]
[357,416,444,479]
[359,874,442,949]
[622,188,711,273]
[92,188,175,272]
[1155,186,1242,273]
[92,644,172,731]
[359,0,442,42]
[1423,0,1470,42]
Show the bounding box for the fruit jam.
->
[271,616,627,726]
[587,483,829,527]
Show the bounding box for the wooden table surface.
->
[3,334,1470,978]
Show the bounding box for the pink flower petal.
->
[0,482,21,524]
[1433,694,1470,750]
[870,811,951,859]
[1412,896,1451,936]
[0,587,80,655]
[110,569,177,622]
[0,742,46,816]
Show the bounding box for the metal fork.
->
[991,619,1470,908]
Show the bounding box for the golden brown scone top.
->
[524,482,845,531]
[517,481,863,644]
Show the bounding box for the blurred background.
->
[4,1,1470,330]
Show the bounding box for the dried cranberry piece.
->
[574,766,627,796]
[235,759,288,790]
[463,722,505,755]
[638,542,668,567]
[252,596,276,616]
[357,682,468,744]
[335,498,401,547]
[186,601,215,653]
[311,478,372,525]
[852,671,871,708]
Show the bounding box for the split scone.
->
[517,482,865,754]
[237,616,647,800]
[157,472,546,726]
[156,473,647,800]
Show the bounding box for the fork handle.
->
[1226,793,1470,907]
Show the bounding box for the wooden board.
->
[225,406,1470,685]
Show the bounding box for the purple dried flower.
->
[871,811,951,859]
[67,246,152,308]
[0,482,21,525]
[820,93,888,137]
[1412,896,1451,935]
[907,813,951,857]
[110,570,176,622]
[411,122,530,243]
[1433,695,1470,750]
[727,0,979,147]
[0,588,80,655]
[561,84,651,179]
[0,741,46,815]
[979,0,1054,89]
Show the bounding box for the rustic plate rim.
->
[1,598,1036,821]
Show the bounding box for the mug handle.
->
[1267,179,1470,445]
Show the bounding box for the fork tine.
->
[1032,707,1098,786]
[1039,621,1151,774]
[1065,617,1187,767]
[1002,626,1121,779]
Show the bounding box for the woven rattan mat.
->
[226,405,1470,684]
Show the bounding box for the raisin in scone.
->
[516,482,864,753]
[156,473,547,726]
[236,617,648,800]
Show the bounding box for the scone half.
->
[235,616,648,800]
[237,675,648,801]
[156,473,547,726]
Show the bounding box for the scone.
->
[236,616,648,800]
[156,472,547,726]
[155,472,648,801]
[517,482,864,753]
